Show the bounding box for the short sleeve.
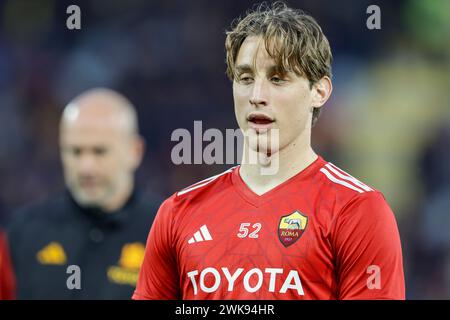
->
[332,191,405,300]
[132,195,180,300]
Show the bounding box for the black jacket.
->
[7,189,160,299]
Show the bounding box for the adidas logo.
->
[188,225,212,244]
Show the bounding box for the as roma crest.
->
[278,211,308,247]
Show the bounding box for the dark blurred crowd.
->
[404,122,450,299]
[0,0,449,299]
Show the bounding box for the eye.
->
[93,147,107,156]
[238,75,254,84]
[270,76,285,84]
[70,147,82,157]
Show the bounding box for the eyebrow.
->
[235,64,288,76]
[235,64,253,74]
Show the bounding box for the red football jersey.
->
[0,231,16,300]
[133,156,405,300]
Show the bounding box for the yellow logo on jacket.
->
[37,242,67,265]
[107,242,145,286]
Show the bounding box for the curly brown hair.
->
[225,1,332,126]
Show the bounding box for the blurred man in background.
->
[0,230,15,299]
[6,88,160,299]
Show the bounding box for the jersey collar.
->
[231,155,325,207]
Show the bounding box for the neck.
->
[239,132,317,196]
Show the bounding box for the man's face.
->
[60,118,137,209]
[233,36,315,156]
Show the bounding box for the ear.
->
[311,76,332,109]
[130,135,145,170]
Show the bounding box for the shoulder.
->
[316,162,397,234]
[154,166,238,218]
[175,166,237,197]
[316,160,380,202]
[132,190,164,216]
[314,160,396,222]
[7,193,71,232]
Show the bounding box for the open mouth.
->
[247,113,275,131]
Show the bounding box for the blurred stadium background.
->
[0,0,449,299]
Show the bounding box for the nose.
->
[78,153,97,174]
[249,79,268,107]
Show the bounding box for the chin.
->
[72,191,100,205]
[78,197,100,207]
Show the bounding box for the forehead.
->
[60,121,125,146]
[235,36,273,67]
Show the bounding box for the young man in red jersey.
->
[133,2,405,300]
